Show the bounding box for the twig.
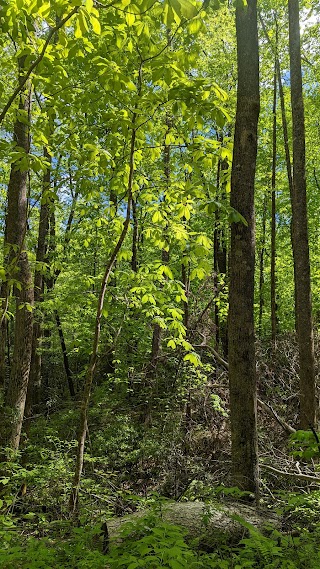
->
[0,7,79,124]
[261,463,320,483]
[195,343,296,435]
[194,343,229,370]
[257,398,296,435]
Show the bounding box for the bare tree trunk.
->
[54,309,75,398]
[26,148,51,421]
[258,194,267,336]
[0,307,7,389]
[131,199,138,273]
[214,155,228,353]
[228,0,259,496]
[288,0,316,429]
[3,59,33,451]
[271,34,278,344]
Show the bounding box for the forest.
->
[1,0,320,566]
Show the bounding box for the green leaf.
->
[91,15,101,34]
[184,352,201,366]
[74,20,82,38]
[125,12,135,26]
[187,17,202,33]
[37,1,50,16]
[79,10,89,34]
[178,0,198,19]
[152,210,163,223]
[167,339,176,349]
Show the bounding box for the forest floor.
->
[1,335,320,568]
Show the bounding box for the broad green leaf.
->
[38,1,50,16]
[178,0,198,19]
[79,10,89,34]
[74,20,82,38]
[187,17,202,33]
[152,211,163,223]
[125,12,135,26]
[184,352,201,366]
[91,15,101,34]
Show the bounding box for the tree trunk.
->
[3,59,33,450]
[143,117,171,424]
[214,155,228,354]
[131,199,138,273]
[69,101,138,512]
[228,0,259,496]
[26,148,51,421]
[54,309,75,398]
[288,0,316,429]
[258,194,267,336]
[271,35,278,344]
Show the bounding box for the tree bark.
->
[54,309,75,398]
[288,0,316,429]
[3,59,33,451]
[258,193,267,336]
[26,148,51,420]
[271,33,278,344]
[214,155,228,354]
[228,0,259,496]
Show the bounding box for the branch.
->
[194,343,229,370]
[257,398,296,435]
[193,298,215,329]
[260,463,320,483]
[0,7,79,124]
[194,343,296,435]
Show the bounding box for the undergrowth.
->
[2,505,320,569]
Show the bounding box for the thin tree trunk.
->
[131,199,138,273]
[258,194,267,336]
[69,75,140,510]
[288,0,316,429]
[26,147,51,420]
[228,0,259,496]
[0,307,7,388]
[214,154,228,355]
[144,117,171,425]
[54,309,75,398]
[259,13,294,198]
[271,34,278,344]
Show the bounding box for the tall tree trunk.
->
[288,0,316,429]
[3,59,33,451]
[54,309,75,398]
[271,35,278,344]
[143,117,171,425]
[26,147,51,420]
[258,194,267,336]
[214,154,228,353]
[228,0,259,496]
[131,199,138,273]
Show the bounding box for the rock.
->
[107,500,279,550]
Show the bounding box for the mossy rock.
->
[108,499,279,550]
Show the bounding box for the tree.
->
[288,0,316,430]
[2,59,34,450]
[228,0,260,496]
